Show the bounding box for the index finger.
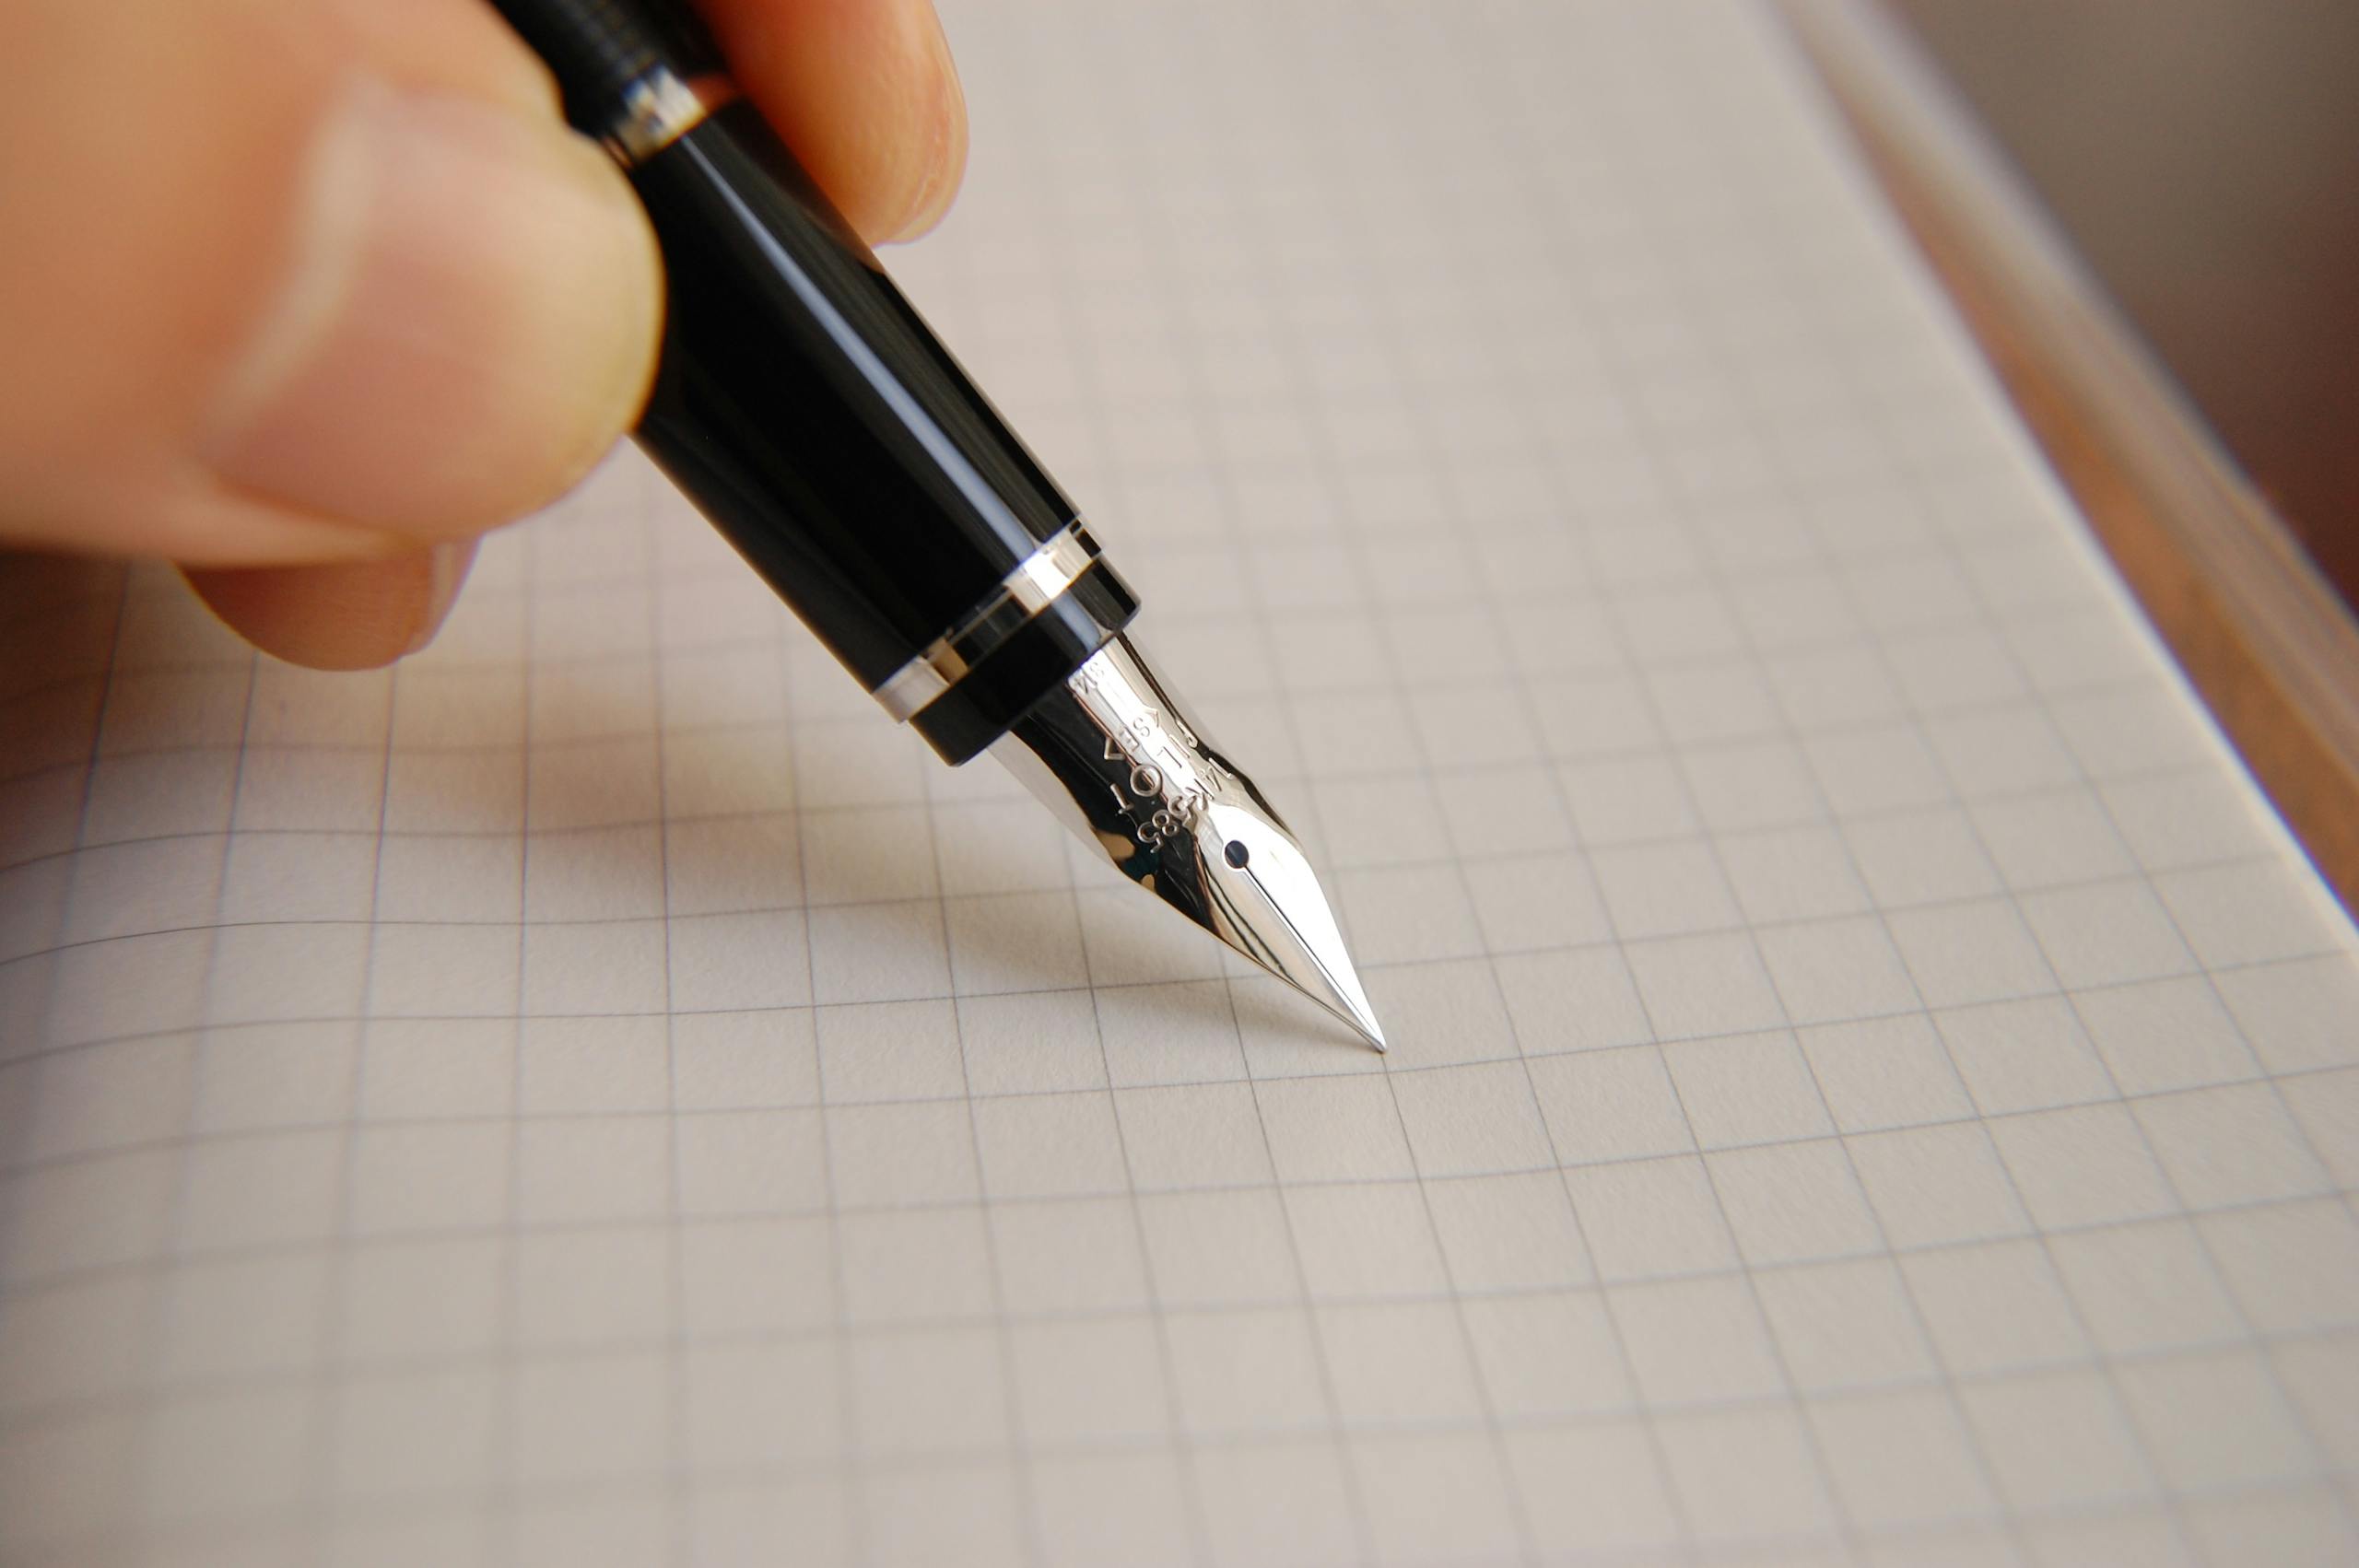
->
[694,0,968,244]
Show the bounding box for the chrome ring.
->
[598,69,741,170]
[873,522,1102,722]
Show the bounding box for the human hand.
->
[0,0,966,668]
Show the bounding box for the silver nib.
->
[992,635,1387,1052]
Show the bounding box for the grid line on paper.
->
[0,792,2294,920]
[1619,79,2063,1568]
[3,941,2350,1094]
[0,1437,2340,1563]
[1669,12,2359,1534]
[650,513,693,1564]
[1659,12,2330,1543]
[0,667,2255,880]
[18,569,129,1059]
[112,646,260,1562]
[1015,46,1235,1564]
[5,1090,2358,1216]
[3,1165,2354,1297]
[1851,267,2359,1554]
[937,782,1050,1568]
[11,1286,2359,1409]
[1410,22,1864,1558]
[1815,263,2359,1534]
[285,577,409,1556]
[1495,4,2209,1546]
[485,522,540,1566]
[1689,10,2353,1542]
[1210,14,1698,1557]
[1136,40,1542,1568]
[1003,19,1391,1557]
[1447,9,2025,1552]
[786,623,868,1568]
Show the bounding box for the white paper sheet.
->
[5,4,2358,1563]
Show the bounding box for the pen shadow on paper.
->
[0,556,1363,1052]
[0,544,1369,1060]
[493,674,1364,1054]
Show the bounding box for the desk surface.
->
[1784,0,2359,921]
[1890,0,2359,614]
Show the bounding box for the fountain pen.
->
[489,0,1386,1048]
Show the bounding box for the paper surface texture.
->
[5,3,2358,1564]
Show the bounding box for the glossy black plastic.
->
[490,0,1137,764]
[628,103,1137,761]
[909,565,1139,762]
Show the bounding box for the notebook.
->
[5,2,2357,1563]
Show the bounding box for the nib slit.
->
[1237,862,1387,1053]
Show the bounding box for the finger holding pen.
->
[0,0,965,668]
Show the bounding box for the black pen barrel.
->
[487,0,1138,763]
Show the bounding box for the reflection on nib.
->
[992,635,1388,1053]
[1203,802,1387,1050]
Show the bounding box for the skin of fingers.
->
[193,0,968,668]
[186,536,482,671]
[698,0,969,242]
[188,0,967,664]
[0,0,652,669]
[1,0,658,562]
[0,0,359,561]
[165,0,648,665]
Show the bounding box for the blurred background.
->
[1886,0,2359,607]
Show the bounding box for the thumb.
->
[0,0,659,652]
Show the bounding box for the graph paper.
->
[6,2,2359,1563]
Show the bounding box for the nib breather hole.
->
[1224,840,1250,869]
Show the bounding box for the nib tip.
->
[1335,1000,1388,1054]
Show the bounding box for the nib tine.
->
[1216,828,1390,1054]
[1297,960,1388,1054]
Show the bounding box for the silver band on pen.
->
[873,522,1103,722]
[597,67,742,170]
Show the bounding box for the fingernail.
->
[884,6,968,242]
[403,536,479,655]
[205,78,660,536]
[182,533,483,672]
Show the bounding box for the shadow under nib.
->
[991,634,1388,1053]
